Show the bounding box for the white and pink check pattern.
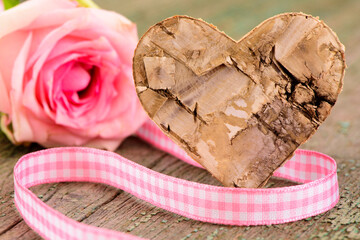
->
[14,120,339,240]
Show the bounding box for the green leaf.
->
[0,113,15,144]
[74,0,99,8]
[3,0,20,10]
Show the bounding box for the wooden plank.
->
[1,136,359,239]
[1,0,360,239]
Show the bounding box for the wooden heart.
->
[133,13,345,188]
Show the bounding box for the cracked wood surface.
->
[133,13,345,188]
[1,0,360,239]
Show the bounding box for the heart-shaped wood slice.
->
[133,13,345,188]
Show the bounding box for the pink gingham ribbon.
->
[14,120,339,240]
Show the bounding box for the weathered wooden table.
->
[1,0,359,239]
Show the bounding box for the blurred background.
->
[95,0,358,45]
[94,0,360,160]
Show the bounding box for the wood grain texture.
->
[133,13,345,188]
[1,0,360,239]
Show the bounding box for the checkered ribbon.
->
[14,120,339,240]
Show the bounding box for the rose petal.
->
[43,128,124,151]
[0,72,10,114]
[88,8,138,63]
[26,117,89,146]
[28,17,86,81]
[25,115,124,151]
[25,7,138,69]
[23,53,84,120]
[0,31,28,107]
[81,138,125,151]
[61,62,91,92]
[10,33,34,142]
[106,67,138,119]
[0,0,75,39]
[27,29,121,124]
[47,36,117,61]
[53,73,113,128]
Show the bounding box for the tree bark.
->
[133,13,346,188]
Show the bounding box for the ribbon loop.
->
[14,120,339,240]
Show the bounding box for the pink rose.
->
[0,1,3,12]
[0,0,147,150]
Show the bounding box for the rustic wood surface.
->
[0,0,359,239]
